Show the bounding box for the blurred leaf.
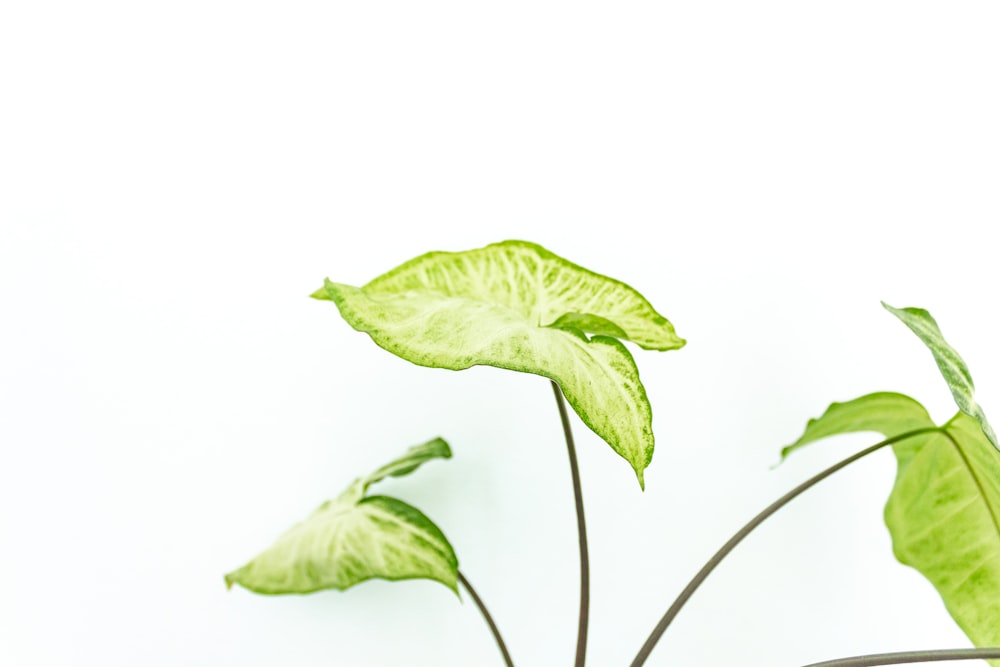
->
[364,437,451,489]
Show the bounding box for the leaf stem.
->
[629,426,942,667]
[800,647,1000,666]
[458,570,515,667]
[551,380,590,667]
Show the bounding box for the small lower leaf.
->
[225,494,457,594]
[365,437,452,489]
[226,439,458,596]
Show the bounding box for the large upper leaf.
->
[783,396,1000,663]
[312,240,685,488]
[883,302,997,449]
[226,438,457,595]
[885,413,1000,665]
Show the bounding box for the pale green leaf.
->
[883,302,997,449]
[782,395,1000,659]
[312,240,685,487]
[885,412,1000,664]
[780,392,936,461]
[364,437,451,490]
[226,441,457,595]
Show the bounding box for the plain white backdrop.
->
[2,2,999,665]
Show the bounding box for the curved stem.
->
[458,570,515,667]
[801,647,1000,666]
[629,427,942,667]
[551,380,589,667]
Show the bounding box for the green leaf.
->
[782,396,1000,661]
[545,312,629,340]
[885,412,1000,664]
[226,440,458,595]
[312,240,685,487]
[780,392,936,461]
[883,302,997,449]
[364,437,452,489]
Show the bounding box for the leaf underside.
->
[226,438,458,595]
[783,394,1000,664]
[313,240,685,487]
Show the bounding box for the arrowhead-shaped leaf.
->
[783,395,1000,662]
[883,302,997,449]
[226,438,458,595]
[312,240,685,488]
[885,413,1000,665]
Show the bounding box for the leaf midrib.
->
[375,285,547,328]
[943,428,1000,551]
[368,254,620,331]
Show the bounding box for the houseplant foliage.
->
[225,438,458,595]
[309,239,686,488]
[228,241,1000,667]
[778,304,1000,666]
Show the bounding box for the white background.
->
[2,2,999,666]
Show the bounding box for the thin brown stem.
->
[801,647,1000,666]
[458,570,515,667]
[551,380,589,667]
[629,427,943,667]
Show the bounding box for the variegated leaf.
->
[226,439,457,595]
[883,302,997,449]
[783,395,1000,663]
[313,240,684,487]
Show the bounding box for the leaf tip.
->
[309,282,331,301]
[772,448,793,469]
[433,437,454,459]
[882,300,937,326]
[311,278,342,301]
